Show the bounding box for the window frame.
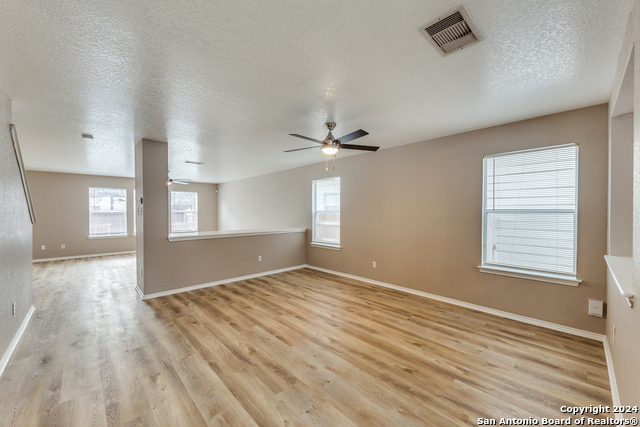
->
[311,176,341,249]
[88,187,128,238]
[479,144,581,286]
[169,191,199,233]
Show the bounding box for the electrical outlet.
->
[61,244,65,249]
[373,261,376,268]
[41,245,45,250]
[613,326,616,343]
[258,255,262,262]
[12,303,16,315]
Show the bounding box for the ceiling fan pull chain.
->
[325,155,328,172]
[333,155,335,170]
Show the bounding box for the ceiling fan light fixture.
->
[322,144,339,155]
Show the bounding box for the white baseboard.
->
[138,264,307,300]
[135,285,144,300]
[0,305,35,380]
[304,265,605,341]
[33,251,136,263]
[602,338,622,419]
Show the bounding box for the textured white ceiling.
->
[0,0,633,183]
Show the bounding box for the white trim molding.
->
[168,228,306,242]
[88,234,130,239]
[478,265,581,287]
[309,242,341,251]
[604,255,634,308]
[33,251,136,263]
[602,338,623,419]
[306,265,602,341]
[137,264,307,300]
[0,305,35,380]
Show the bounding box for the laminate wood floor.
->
[0,254,612,426]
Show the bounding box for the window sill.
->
[604,255,634,307]
[168,228,305,242]
[478,265,581,287]
[88,234,130,240]
[310,242,341,251]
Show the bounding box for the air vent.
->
[420,6,480,56]
[185,160,205,165]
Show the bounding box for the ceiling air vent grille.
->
[420,6,480,57]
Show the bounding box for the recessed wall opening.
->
[608,46,634,257]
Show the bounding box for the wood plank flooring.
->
[0,254,612,426]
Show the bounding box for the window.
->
[133,189,136,235]
[312,177,340,247]
[481,144,579,284]
[89,187,127,237]
[170,191,198,232]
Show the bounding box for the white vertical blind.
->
[171,191,198,232]
[483,144,578,276]
[89,187,127,236]
[313,177,340,245]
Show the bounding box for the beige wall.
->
[137,139,305,296]
[169,182,218,232]
[605,1,640,408]
[219,104,609,335]
[27,171,136,260]
[27,171,218,260]
[609,113,634,256]
[0,90,33,360]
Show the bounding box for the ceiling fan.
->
[285,122,379,156]
[169,179,191,185]
[168,171,191,185]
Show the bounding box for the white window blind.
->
[312,177,340,246]
[89,187,127,236]
[482,144,578,277]
[171,191,198,232]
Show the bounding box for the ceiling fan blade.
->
[284,146,319,153]
[340,144,379,152]
[170,180,190,185]
[289,134,323,144]
[336,129,368,144]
